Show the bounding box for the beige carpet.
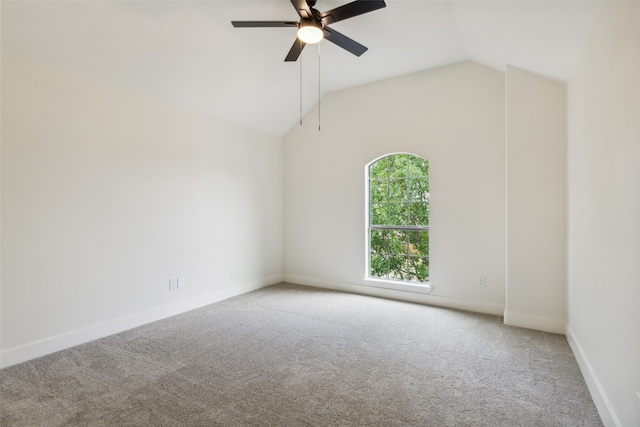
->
[1,283,602,426]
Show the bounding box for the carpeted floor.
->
[1,283,602,426]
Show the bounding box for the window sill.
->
[361,278,433,294]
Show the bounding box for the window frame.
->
[364,153,432,294]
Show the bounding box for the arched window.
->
[367,154,429,284]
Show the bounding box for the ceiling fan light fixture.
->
[297,22,323,44]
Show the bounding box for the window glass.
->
[368,154,429,283]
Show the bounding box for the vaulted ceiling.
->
[1,1,602,137]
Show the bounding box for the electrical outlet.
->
[177,276,185,289]
[169,278,178,290]
[322,261,330,270]
[477,276,486,287]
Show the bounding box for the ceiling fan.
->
[231,0,386,62]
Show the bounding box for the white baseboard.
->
[0,275,282,369]
[566,326,620,427]
[283,274,505,316]
[503,310,566,334]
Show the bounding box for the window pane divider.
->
[370,225,429,231]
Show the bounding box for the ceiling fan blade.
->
[320,0,386,26]
[285,39,307,62]
[323,27,368,57]
[232,21,298,28]
[290,0,313,19]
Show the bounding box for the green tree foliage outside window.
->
[369,154,429,283]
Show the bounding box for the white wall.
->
[0,52,283,367]
[505,66,567,334]
[566,2,640,426]
[283,62,507,315]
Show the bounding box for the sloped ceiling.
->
[1,0,601,137]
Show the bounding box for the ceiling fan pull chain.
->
[300,42,303,126]
[318,42,321,131]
